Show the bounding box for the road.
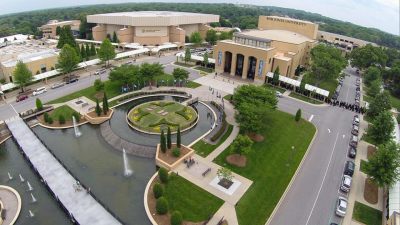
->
[269,66,359,225]
[0,54,202,121]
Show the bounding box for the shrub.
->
[295,109,302,122]
[160,130,166,153]
[95,99,102,116]
[36,98,43,111]
[72,112,80,122]
[156,197,169,215]
[172,148,180,157]
[47,117,53,124]
[167,126,172,149]
[158,167,169,183]
[44,112,49,123]
[170,211,183,225]
[153,182,164,199]
[94,79,104,91]
[176,126,181,148]
[59,114,66,124]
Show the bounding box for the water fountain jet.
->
[123,149,133,177]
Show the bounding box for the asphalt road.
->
[269,67,359,225]
[0,54,202,121]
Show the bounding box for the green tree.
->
[102,93,109,115]
[112,31,119,43]
[295,109,301,122]
[368,110,394,145]
[310,44,346,83]
[80,44,86,61]
[58,114,66,124]
[72,112,80,122]
[184,48,191,64]
[90,43,96,56]
[236,102,269,134]
[365,140,400,188]
[160,130,166,153]
[95,99,102,116]
[98,38,116,67]
[189,31,202,46]
[205,29,218,45]
[364,66,381,86]
[232,85,277,109]
[56,26,61,35]
[140,63,164,88]
[299,79,306,94]
[109,64,141,87]
[273,67,280,85]
[167,126,172,149]
[85,43,90,60]
[350,44,388,69]
[367,91,392,119]
[367,79,382,97]
[170,211,183,225]
[36,98,43,111]
[230,134,253,156]
[217,167,233,182]
[172,67,189,81]
[56,44,80,79]
[93,79,104,91]
[57,26,77,49]
[156,197,169,215]
[176,126,181,148]
[203,52,209,67]
[219,31,233,40]
[13,61,33,92]
[158,167,169,183]
[153,182,164,199]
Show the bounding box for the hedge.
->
[149,118,179,127]
[156,197,169,215]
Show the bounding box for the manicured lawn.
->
[194,66,214,73]
[264,84,286,93]
[303,72,338,97]
[360,160,368,173]
[164,174,223,222]
[289,92,323,105]
[192,124,234,157]
[174,62,195,68]
[47,81,121,104]
[214,110,316,225]
[352,201,382,225]
[50,105,77,121]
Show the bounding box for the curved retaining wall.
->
[0,185,21,225]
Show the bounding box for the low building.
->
[214,16,318,80]
[0,40,58,83]
[39,20,81,38]
[317,31,377,52]
[87,11,219,46]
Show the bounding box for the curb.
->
[37,120,89,130]
[144,172,159,225]
[265,124,319,225]
[285,93,329,107]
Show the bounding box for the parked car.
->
[16,95,28,102]
[336,196,348,217]
[65,77,79,84]
[94,68,106,75]
[348,146,357,159]
[32,87,47,96]
[276,91,283,98]
[340,175,352,192]
[124,61,133,65]
[350,135,358,148]
[351,125,359,136]
[344,160,355,177]
[51,82,65,89]
[353,116,360,125]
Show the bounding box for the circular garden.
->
[127,101,198,134]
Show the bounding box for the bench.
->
[202,168,211,177]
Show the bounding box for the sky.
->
[1,0,399,35]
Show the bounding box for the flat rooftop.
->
[236,29,314,45]
[318,30,376,46]
[87,11,219,26]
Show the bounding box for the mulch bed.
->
[364,178,378,204]
[367,145,377,160]
[157,144,191,165]
[37,114,86,128]
[226,154,247,167]
[87,110,113,118]
[247,133,264,142]
[148,177,204,225]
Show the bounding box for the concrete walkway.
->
[0,185,21,225]
[5,117,121,225]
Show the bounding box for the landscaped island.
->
[127,101,197,133]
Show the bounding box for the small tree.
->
[98,38,116,67]
[56,44,80,79]
[80,44,86,61]
[367,79,382,96]
[153,182,164,199]
[368,110,394,145]
[217,167,233,182]
[102,93,109,115]
[44,112,49,123]
[167,126,172,149]
[47,117,53,124]
[36,98,43,111]
[203,52,209,67]
[94,79,104,91]
[95,99,102,116]
[158,167,169,183]
[367,92,392,119]
[85,43,90,60]
[112,31,119,43]
[13,61,33,92]
[171,211,183,225]
[273,67,280,85]
[156,197,169,215]
[90,43,96,56]
[190,32,202,46]
[160,130,167,153]
[295,109,302,122]
[172,68,189,82]
[230,134,253,156]
[184,48,191,64]
[59,114,66,124]
[72,111,80,122]
[176,126,181,148]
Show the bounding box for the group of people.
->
[325,99,366,114]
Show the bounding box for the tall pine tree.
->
[176,126,181,148]
[167,127,171,149]
[160,130,166,153]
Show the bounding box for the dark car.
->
[351,125,359,136]
[348,146,357,158]
[65,77,79,84]
[350,135,358,148]
[16,95,28,102]
[344,160,355,177]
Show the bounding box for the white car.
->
[51,82,65,89]
[94,69,106,75]
[32,87,47,96]
[340,175,352,192]
[276,91,283,98]
[335,196,348,217]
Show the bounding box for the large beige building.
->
[39,20,81,38]
[214,16,318,81]
[317,30,377,52]
[87,11,219,46]
[0,40,58,83]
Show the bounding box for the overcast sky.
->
[1,0,399,35]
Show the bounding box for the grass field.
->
[194,66,214,73]
[50,105,77,121]
[164,174,223,222]
[352,201,382,225]
[289,92,323,105]
[192,124,234,157]
[303,72,338,97]
[264,84,286,93]
[214,110,316,225]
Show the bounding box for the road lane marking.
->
[305,132,340,225]
[308,115,314,122]
[328,129,331,133]
[9,103,18,114]
[343,134,346,139]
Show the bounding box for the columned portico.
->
[241,55,249,79]
[230,53,237,76]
